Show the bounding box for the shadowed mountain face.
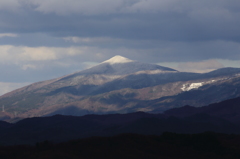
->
[1,95,240,145]
[165,96,240,124]
[0,55,240,120]
[0,109,240,145]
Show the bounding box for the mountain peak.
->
[102,55,134,65]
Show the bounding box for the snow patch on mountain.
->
[181,80,217,91]
[102,55,133,65]
[135,70,177,75]
[181,83,203,91]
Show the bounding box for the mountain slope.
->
[0,55,240,120]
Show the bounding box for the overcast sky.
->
[0,0,240,95]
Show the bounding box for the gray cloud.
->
[0,0,239,87]
[0,0,239,42]
[177,60,224,73]
[0,0,20,11]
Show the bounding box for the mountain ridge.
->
[0,56,240,120]
[1,80,240,145]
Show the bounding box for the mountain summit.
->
[78,55,177,76]
[102,55,134,64]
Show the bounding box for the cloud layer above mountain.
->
[0,0,240,93]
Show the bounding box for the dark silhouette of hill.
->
[0,120,11,129]
[1,132,240,159]
[0,111,240,145]
[1,96,240,145]
[165,96,240,123]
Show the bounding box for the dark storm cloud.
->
[0,33,71,47]
[0,0,240,42]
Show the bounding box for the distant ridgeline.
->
[1,94,240,145]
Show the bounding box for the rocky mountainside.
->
[0,55,240,120]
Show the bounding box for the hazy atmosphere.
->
[0,0,240,95]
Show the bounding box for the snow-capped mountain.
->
[0,55,240,121]
[102,55,134,64]
[66,55,176,77]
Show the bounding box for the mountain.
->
[0,55,240,120]
[165,96,240,124]
[75,55,176,75]
[0,111,240,145]
[2,94,240,145]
